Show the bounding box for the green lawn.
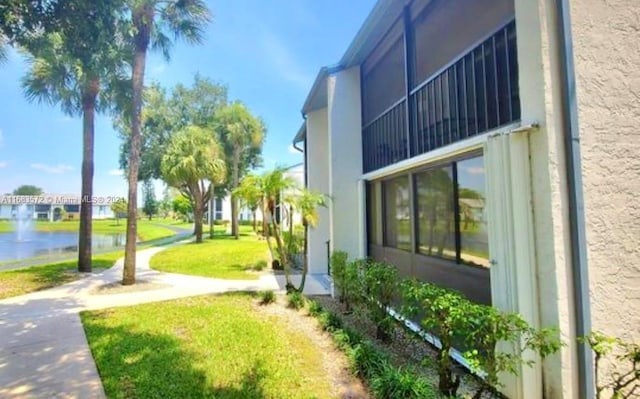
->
[81,293,334,399]
[0,219,176,242]
[149,236,268,280]
[0,251,122,300]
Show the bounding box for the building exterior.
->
[0,194,115,221]
[292,0,639,398]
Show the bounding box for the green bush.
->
[370,365,437,399]
[402,280,466,396]
[252,260,267,271]
[348,341,389,380]
[287,291,305,310]
[258,290,276,305]
[331,251,348,300]
[581,331,640,399]
[308,300,323,316]
[402,279,561,397]
[362,260,398,342]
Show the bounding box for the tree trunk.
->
[252,209,256,232]
[297,222,309,293]
[209,184,214,239]
[231,149,240,239]
[194,193,204,243]
[123,6,152,286]
[78,78,99,273]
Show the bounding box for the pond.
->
[0,231,125,262]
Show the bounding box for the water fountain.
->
[13,204,33,242]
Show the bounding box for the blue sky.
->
[0,0,375,198]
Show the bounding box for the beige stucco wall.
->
[516,0,639,397]
[571,0,640,391]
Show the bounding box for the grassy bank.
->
[0,251,122,300]
[0,219,177,242]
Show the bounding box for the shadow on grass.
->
[81,310,267,399]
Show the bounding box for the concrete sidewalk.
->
[0,245,330,398]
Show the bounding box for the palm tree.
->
[215,102,265,240]
[0,35,7,64]
[161,125,225,243]
[233,174,262,233]
[290,189,326,292]
[21,2,127,272]
[122,0,210,285]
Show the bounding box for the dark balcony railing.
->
[363,100,407,173]
[362,20,519,173]
[409,21,519,158]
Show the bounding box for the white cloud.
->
[260,32,313,90]
[30,163,74,174]
[0,161,7,168]
[464,166,485,175]
[108,169,124,176]
[151,63,166,75]
[56,116,73,123]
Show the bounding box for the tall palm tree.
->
[215,102,265,240]
[122,0,210,285]
[161,125,225,243]
[0,35,8,64]
[21,2,127,272]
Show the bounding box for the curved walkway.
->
[0,243,330,398]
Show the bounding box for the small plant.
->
[370,364,437,399]
[362,260,398,342]
[581,331,639,399]
[308,300,323,316]
[287,291,305,310]
[258,290,276,305]
[331,251,349,301]
[463,304,562,398]
[349,341,389,380]
[252,260,267,271]
[402,280,466,396]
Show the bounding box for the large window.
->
[373,154,489,268]
[457,157,489,267]
[383,176,411,251]
[415,165,456,260]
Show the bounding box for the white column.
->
[327,66,363,260]
[485,130,541,399]
[306,108,330,274]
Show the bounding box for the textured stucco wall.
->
[570,0,640,388]
[516,0,640,397]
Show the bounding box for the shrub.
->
[252,260,267,271]
[330,251,349,298]
[317,309,343,332]
[362,260,398,342]
[349,341,389,380]
[463,304,562,398]
[370,364,437,399]
[287,291,305,310]
[581,331,639,399]
[308,300,323,316]
[402,279,562,398]
[402,280,466,396]
[258,290,276,305]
